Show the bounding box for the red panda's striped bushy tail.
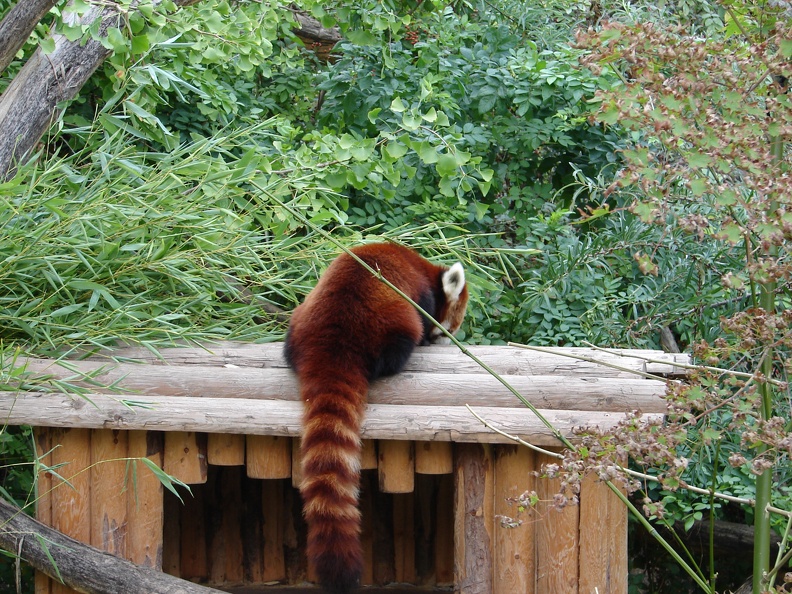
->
[299,368,368,594]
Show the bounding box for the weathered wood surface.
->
[75,341,689,376]
[0,391,663,446]
[0,0,58,75]
[0,0,196,180]
[21,355,672,413]
[0,496,226,594]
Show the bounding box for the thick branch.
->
[0,496,224,594]
[0,0,197,181]
[0,0,59,75]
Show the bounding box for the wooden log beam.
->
[0,0,58,75]
[20,359,670,413]
[77,342,690,377]
[0,0,195,180]
[0,496,226,594]
[0,391,662,446]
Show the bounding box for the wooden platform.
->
[2,342,688,594]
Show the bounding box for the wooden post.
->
[415,441,453,474]
[246,435,291,479]
[535,449,579,594]
[291,437,302,488]
[90,429,128,556]
[261,479,287,582]
[454,443,493,594]
[361,439,377,470]
[207,433,245,466]
[393,493,416,583]
[127,431,165,569]
[493,444,536,594]
[179,481,208,581]
[378,440,414,493]
[578,471,628,594]
[435,474,454,586]
[34,427,53,594]
[164,432,207,484]
[50,428,91,594]
[162,489,182,577]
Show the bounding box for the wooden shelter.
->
[1,342,688,594]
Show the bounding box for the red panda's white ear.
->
[442,262,466,301]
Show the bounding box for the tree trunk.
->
[0,0,59,75]
[0,496,225,594]
[0,0,195,181]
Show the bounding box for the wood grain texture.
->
[415,440,453,475]
[378,440,415,493]
[127,430,164,569]
[90,429,128,556]
[493,445,536,594]
[0,392,664,446]
[20,357,669,412]
[536,449,579,594]
[246,435,291,479]
[454,443,493,594]
[0,497,226,594]
[78,342,689,377]
[50,428,91,594]
[33,427,53,594]
[163,432,207,485]
[206,433,245,466]
[578,472,628,594]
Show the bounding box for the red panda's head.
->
[430,262,469,344]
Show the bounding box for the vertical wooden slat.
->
[90,429,128,556]
[262,479,287,582]
[241,474,264,583]
[162,490,181,577]
[435,473,454,586]
[34,427,53,594]
[536,449,579,594]
[50,428,91,594]
[359,471,375,586]
[454,443,493,594]
[291,437,303,488]
[164,431,207,484]
[415,441,453,474]
[127,430,164,569]
[208,466,244,584]
[283,481,308,584]
[246,435,291,479]
[179,481,207,581]
[378,440,414,493]
[393,493,416,583]
[207,433,245,466]
[360,439,377,470]
[493,444,536,594]
[578,472,628,594]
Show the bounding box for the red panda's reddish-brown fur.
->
[284,242,468,594]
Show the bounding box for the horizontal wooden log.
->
[21,359,669,413]
[78,342,689,377]
[0,392,662,446]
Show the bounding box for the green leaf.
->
[384,141,408,160]
[367,108,381,123]
[131,34,150,54]
[390,97,407,113]
[436,153,458,177]
[40,38,56,54]
[781,39,792,58]
[421,107,437,123]
[347,29,377,46]
[689,178,707,197]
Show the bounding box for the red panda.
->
[284,242,468,594]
